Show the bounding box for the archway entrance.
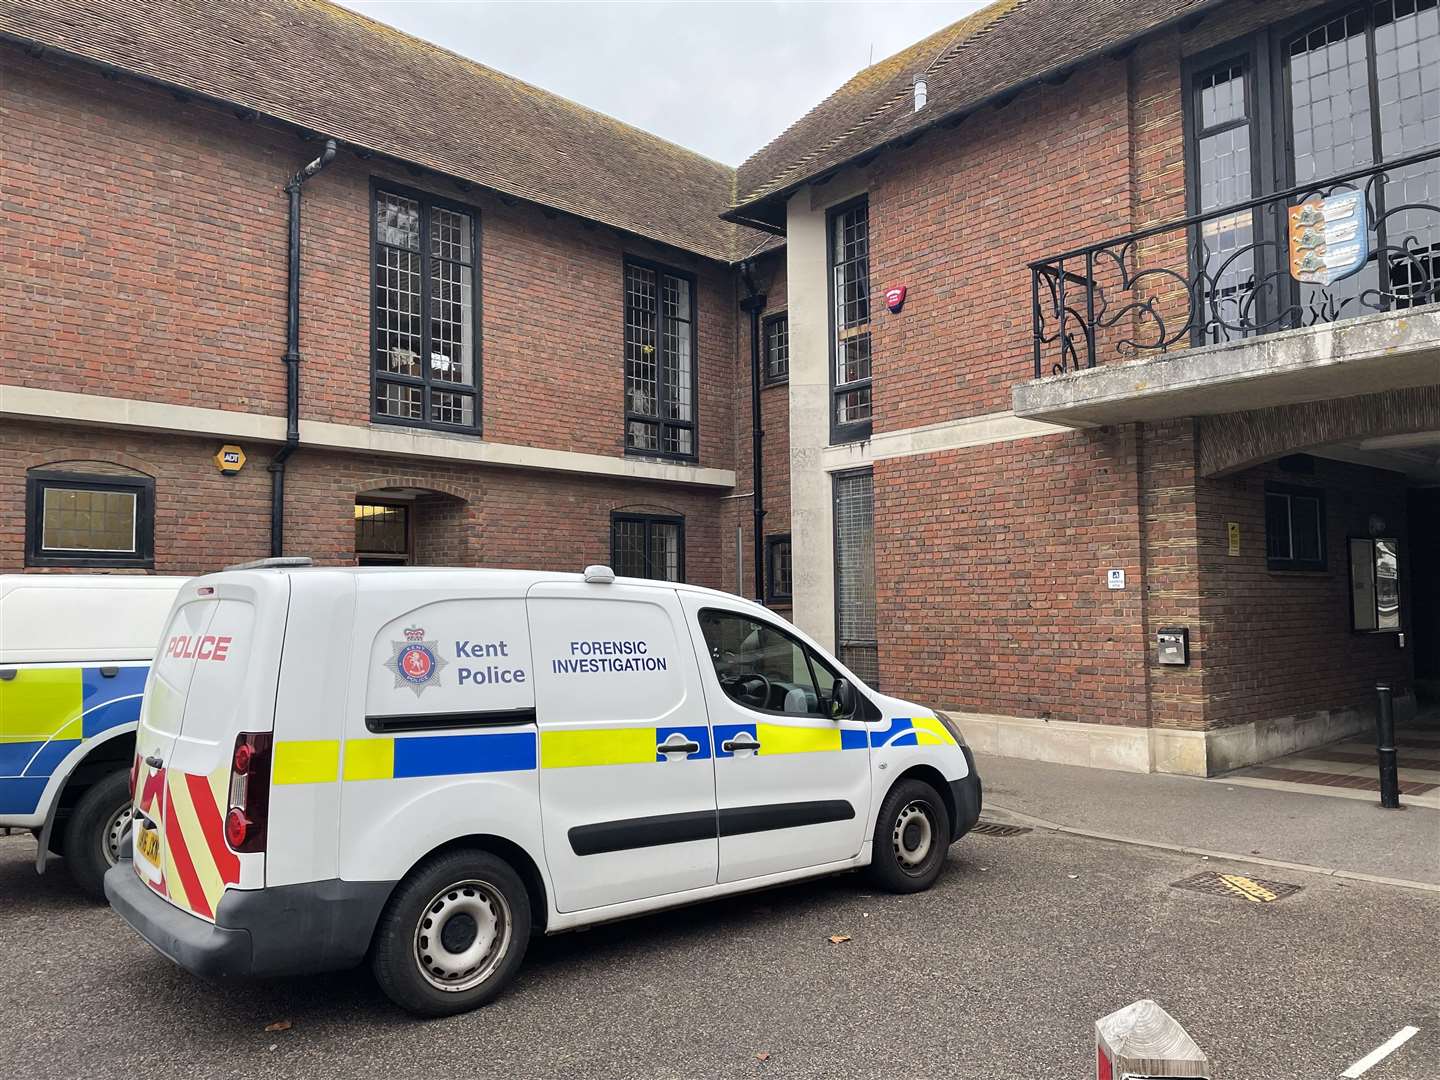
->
[354,485,474,566]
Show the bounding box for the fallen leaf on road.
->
[828,934,851,944]
[756,1052,770,1061]
[264,1020,292,1033]
[1067,874,1078,880]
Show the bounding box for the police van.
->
[1,574,188,897]
[106,560,981,1016]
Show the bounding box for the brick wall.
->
[1,420,731,588]
[1,47,738,473]
[874,428,1148,726]
[865,60,1137,427]
[1198,457,1412,729]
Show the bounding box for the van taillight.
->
[226,732,272,853]
[129,753,141,799]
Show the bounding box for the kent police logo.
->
[387,626,448,696]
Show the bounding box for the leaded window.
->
[764,313,789,383]
[355,501,410,565]
[624,261,696,460]
[829,199,872,442]
[25,471,154,568]
[373,187,478,431]
[1185,1,1440,333]
[611,512,685,581]
[766,534,793,603]
[1191,60,1258,342]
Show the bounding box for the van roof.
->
[0,574,190,664]
[0,574,190,592]
[202,565,765,608]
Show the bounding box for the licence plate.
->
[136,823,160,867]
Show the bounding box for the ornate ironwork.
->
[1030,146,1440,379]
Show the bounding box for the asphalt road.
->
[2,828,1436,1079]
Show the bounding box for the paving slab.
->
[977,752,1440,885]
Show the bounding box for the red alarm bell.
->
[885,284,907,313]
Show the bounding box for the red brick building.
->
[4,0,1438,776]
[0,0,789,598]
[727,0,1439,774]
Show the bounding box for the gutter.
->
[269,139,337,557]
[0,33,741,265]
[738,262,768,602]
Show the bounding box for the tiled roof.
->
[732,0,1224,220]
[0,0,760,262]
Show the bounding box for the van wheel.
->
[371,849,531,1017]
[866,778,951,894]
[64,770,133,901]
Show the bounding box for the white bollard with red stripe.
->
[1096,999,1211,1079]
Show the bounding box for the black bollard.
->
[1375,683,1401,809]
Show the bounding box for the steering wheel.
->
[724,672,773,710]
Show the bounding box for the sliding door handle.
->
[656,739,701,756]
[722,736,761,754]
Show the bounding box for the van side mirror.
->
[831,678,856,719]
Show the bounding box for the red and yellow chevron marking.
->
[161,766,239,920]
[134,763,169,896]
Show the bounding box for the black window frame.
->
[623,256,700,463]
[25,470,155,569]
[354,498,412,566]
[610,511,686,582]
[369,180,482,434]
[762,311,790,385]
[1181,43,1276,341]
[1265,482,1328,572]
[765,533,793,604]
[1183,2,1440,331]
[827,196,874,445]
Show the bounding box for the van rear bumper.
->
[948,746,983,842]
[105,859,394,979]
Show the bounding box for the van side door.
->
[679,596,871,884]
[527,582,716,912]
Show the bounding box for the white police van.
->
[106,560,981,1016]
[1,574,188,897]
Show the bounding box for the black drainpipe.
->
[270,138,338,557]
[739,262,767,602]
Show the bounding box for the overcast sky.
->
[336,1,983,166]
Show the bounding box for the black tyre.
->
[63,769,133,901]
[865,778,952,894]
[371,849,531,1017]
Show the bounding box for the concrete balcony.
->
[1019,147,1440,427]
[1014,304,1440,428]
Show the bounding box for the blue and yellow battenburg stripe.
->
[0,665,148,815]
[272,732,538,785]
[870,717,957,749]
[272,717,892,784]
[713,722,868,757]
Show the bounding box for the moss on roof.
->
[0,0,760,261]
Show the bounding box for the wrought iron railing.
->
[1030,145,1440,379]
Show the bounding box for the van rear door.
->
[132,574,287,921]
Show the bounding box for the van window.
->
[365,599,534,726]
[164,599,257,744]
[697,609,845,718]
